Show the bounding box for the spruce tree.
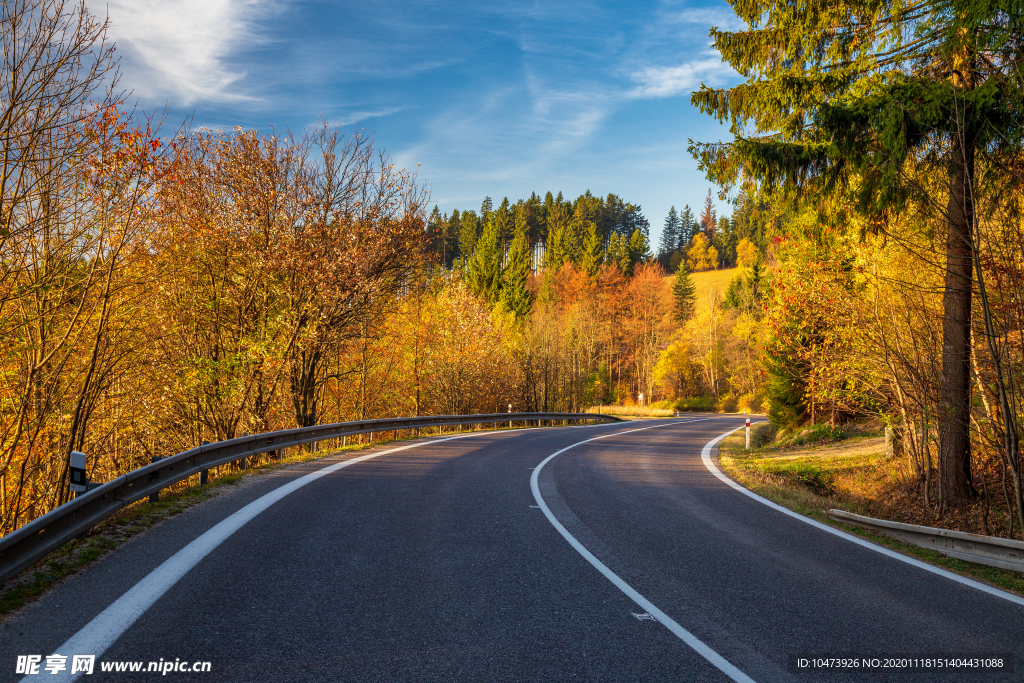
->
[688,0,1024,503]
[672,261,696,323]
[447,209,462,263]
[699,190,716,237]
[495,197,513,242]
[605,232,627,272]
[579,222,604,276]
[480,196,493,224]
[659,206,681,263]
[622,229,650,276]
[458,210,480,263]
[501,223,533,318]
[466,216,503,303]
[678,204,695,250]
[543,198,571,270]
[427,206,445,264]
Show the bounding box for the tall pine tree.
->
[699,190,716,238]
[579,223,604,276]
[659,206,681,263]
[689,0,1024,503]
[458,210,480,264]
[672,261,696,323]
[501,223,533,318]
[466,216,503,303]
[678,204,695,250]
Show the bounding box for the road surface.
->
[2,417,1021,681]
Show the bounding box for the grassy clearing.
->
[665,266,740,301]
[717,427,1024,597]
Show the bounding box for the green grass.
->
[717,429,1024,597]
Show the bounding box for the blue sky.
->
[105,0,744,242]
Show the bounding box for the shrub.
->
[751,423,776,448]
[787,423,848,446]
[673,396,716,412]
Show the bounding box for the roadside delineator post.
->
[745,417,751,450]
[509,403,513,429]
[69,451,88,499]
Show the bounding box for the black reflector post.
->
[69,451,87,497]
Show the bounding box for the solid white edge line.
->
[702,426,1024,608]
[38,426,598,683]
[530,418,758,683]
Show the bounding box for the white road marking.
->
[35,427,586,683]
[701,426,1024,608]
[530,418,758,683]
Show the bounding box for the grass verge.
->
[716,428,1024,598]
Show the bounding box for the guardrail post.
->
[745,418,751,450]
[238,433,249,469]
[199,441,210,485]
[149,456,165,503]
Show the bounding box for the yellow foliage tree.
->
[687,233,719,272]
[736,238,758,268]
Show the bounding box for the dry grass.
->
[717,428,1024,596]
[585,405,674,418]
[664,266,740,301]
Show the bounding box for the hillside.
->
[664,266,740,302]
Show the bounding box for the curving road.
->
[2,417,1022,682]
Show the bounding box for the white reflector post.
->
[69,451,87,493]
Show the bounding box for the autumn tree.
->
[687,233,718,272]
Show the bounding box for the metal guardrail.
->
[829,509,1024,573]
[0,412,620,585]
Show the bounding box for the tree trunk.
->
[291,348,321,428]
[938,132,976,506]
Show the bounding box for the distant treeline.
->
[426,191,651,271]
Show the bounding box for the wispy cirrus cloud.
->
[104,0,282,104]
[629,55,736,98]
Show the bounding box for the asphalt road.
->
[2,417,1022,682]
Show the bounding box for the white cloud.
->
[103,0,280,103]
[663,7,745,31]
[629,56,736,99]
